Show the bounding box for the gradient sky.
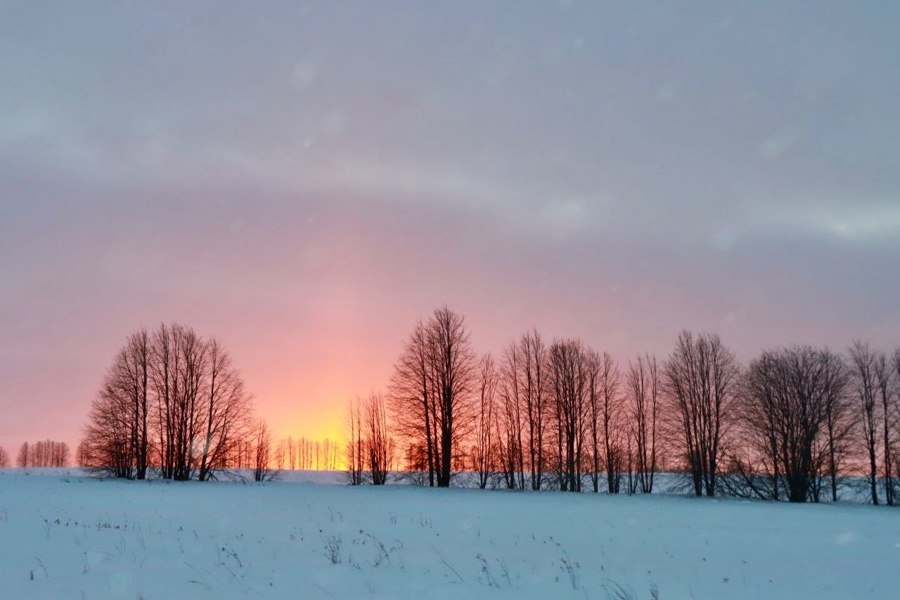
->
[2,2,899,457]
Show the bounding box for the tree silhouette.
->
[389,307,476,487]
[664,331,739,497]
[82,323,256,480]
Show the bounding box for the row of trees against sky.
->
[16,440,70,468]
[70,310,900,504]
[347,306,900,505]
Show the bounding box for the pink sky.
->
[2,2,899,458]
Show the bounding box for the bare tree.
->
[598,353,624,494]
[196,339,253,481]
[497,330,549,490]
[628,354,660,494]
[0,446,9,468]
[390,321,436,484]
[13,440,69,468]
[16,442,28,468]
[287,437,296,470]
[737,346,848,502]
[875,353,896,505]
[83,323,255,480]
[498,340,526,489]
[472,354,498,489]
[520,331,548,490]
[894,349,900,499]
[586,350,603,493]
[389,307,476,487]
[252,419,276,482]
[365,393,393,485]
[664,331,739,497]
[548,339,590,492]
[848,341,882,505]
[79,330,151,479]
[584,351,624,493]
[345,398,365,485]
[820,361,856,502]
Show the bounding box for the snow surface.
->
[0,469,897,599]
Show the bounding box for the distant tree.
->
[584,350,624,494]
[597,352,625,494]
[82,323,255,480]
[736,346,848,503]
[520,331,548,491]
[497,330,549,491]
[16,442,28,468]
[628,354,660,494]
[497,342,524,489]
[848,341,882,505]
[548,339,589,492]
[287,437,296,470]
[874,353,896,505]
[664,331,739,497]
[13,440,69,468]
[390,321,436,484]
[251,419,276,482]
[894,349,900,498]
[364,393,393,485]
[76,441,90,468]
[346,398,365,485]
[472,354,498,489]
[498,340,526,489]
[820,361,856,502]
[0,446,9,468]
[195,339,254,482]
[389,307,476,488]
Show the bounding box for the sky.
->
[1,1,899,458]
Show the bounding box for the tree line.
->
[273,437,342,471]
[346,306,900,505]
[13,440,70,468]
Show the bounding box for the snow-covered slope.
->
[0,470,896,599]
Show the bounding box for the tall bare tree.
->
[251,419,275,482]
[196,339,253,481]
[848,341,881,504]
[472,354,498,489]
[498,330,549,490]
[520,331,548,490]
[389,307,476,487]
[16,442,28,468]
[390,321,436,484]
[584,351,624,493]
[346,397,365,485]
[497,343,524,489]
[894,349,900,497]
[820,360,856,502]
[548,339,590,492]
[664,331,739,497]
[0,446,9,468]
[586,350,604,493]
[80,330,151,478]
[364,393,393,485]
[498,340,526,489]
[83,323,255,480]
[875,353,896,505]
[628,354,660,494]
[738,346,848,502]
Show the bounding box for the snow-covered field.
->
[1,470,897,599]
